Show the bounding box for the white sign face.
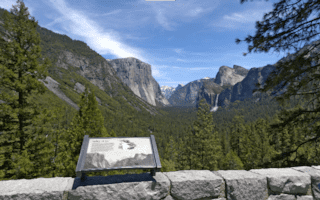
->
[83,138,155,170]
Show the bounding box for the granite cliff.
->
[169,65,248,107]
[107,58,170,107]
[168,78,214,107]
[197,40,320,111]
[160,86,176,99]
[215,65,249,86]
[216,64,276,108]
[196,64,279,111]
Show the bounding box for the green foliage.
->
[190,99,222,171]
[1,0,320,181]
[220,150,244,170]
[0,0,53,180]
[237,0,320,165]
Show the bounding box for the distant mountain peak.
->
[202,77,210,79]
[214,65,249,86]
[160,86,176,99]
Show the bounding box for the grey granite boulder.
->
[74,82,86,94]
[250,168,312,196]
[292,166,320,200]
[68,172,170,200]
[0,177,74,200]
[213,170,268,200]
[162,170,225,200]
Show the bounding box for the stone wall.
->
[1,165,320,200]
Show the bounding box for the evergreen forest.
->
[0,1,319,181]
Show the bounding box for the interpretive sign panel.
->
[75,135,161,180]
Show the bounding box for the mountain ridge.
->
[0,7,165,117]
[168,65,248,107]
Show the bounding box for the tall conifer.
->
[191,99,222,171]
[56,86,116,177]
[177,125,196,170]
[0,0,53,180]
[229,115,246,159]
[162,134,178,172]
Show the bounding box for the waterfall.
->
[210,94,219,112]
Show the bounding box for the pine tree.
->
[237,0,320,165]
[0,0,53,180]
[191,99,222,171]
[176,125,196,170]
[36,105,69,178]
[162,134,179,172]
[229,115,246,159]
[55,85,116,177]
[221,150,244,170]
[79,86,114,137]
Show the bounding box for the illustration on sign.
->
[83,138,156,170]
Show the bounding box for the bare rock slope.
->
[107,57,170,107]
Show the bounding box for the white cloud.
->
[144,0,220,30]
[188,7,204,17]
[177,58,187,62]
[224,13,248,23]
[151,65,171,78]
[44,17,65,28]
[45,0,148,62]
[212,1,273,30]
[156,9,174,31]
[100,9,122,16]
[174,48,183,53]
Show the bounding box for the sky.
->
[0,0,319,88]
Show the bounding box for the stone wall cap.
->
[163,170,223,181]
[214,170,267,180]
[0,177,74,195]
[292,166,320,177]
[250,167,311,177]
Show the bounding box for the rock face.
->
[168,79,215,107]
[52,50,163,115]
[107,57,170,107]
[38,76,79,110]
[170,65,248,108]
[195,64,276,111]
[216,64,276,108]
[160,86,176,99]
[195,40,320,111]
[160,84,185,99]
[73,82,102,105]
[48,47,119,93]
[195,79,225,110]
[214,65,249,86]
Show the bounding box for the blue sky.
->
[1,0,319,88]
